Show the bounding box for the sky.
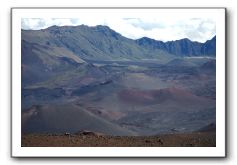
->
[21,17,216,43]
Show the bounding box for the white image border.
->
[11,8,226,157]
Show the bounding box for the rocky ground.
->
[22,132,215,147]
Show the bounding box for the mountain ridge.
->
[136,35,216,56]
[22,24,215,44]
[22,25,216,60]
[22,25,173,61]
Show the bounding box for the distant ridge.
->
[22,25,216,61]
[136,36,216,56]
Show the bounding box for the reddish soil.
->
[22,132,215,147]
[118,87,209,105]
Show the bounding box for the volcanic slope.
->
[22,103,136,136]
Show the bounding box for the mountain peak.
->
[179,38,191,42]
[139,36,154,40]
[136,37,161,46]
[167,38,193,44]
[94,25,110,29]
[46,25,60,30]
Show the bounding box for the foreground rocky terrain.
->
[22,132,216,147]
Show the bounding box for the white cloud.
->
[22,16,216,43]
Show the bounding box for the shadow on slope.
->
[22,104,136,136]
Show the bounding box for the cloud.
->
[123,18,165,30]
[21,18,78,30]
[21,16,216,43]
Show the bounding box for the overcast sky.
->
[21,17,216,43]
